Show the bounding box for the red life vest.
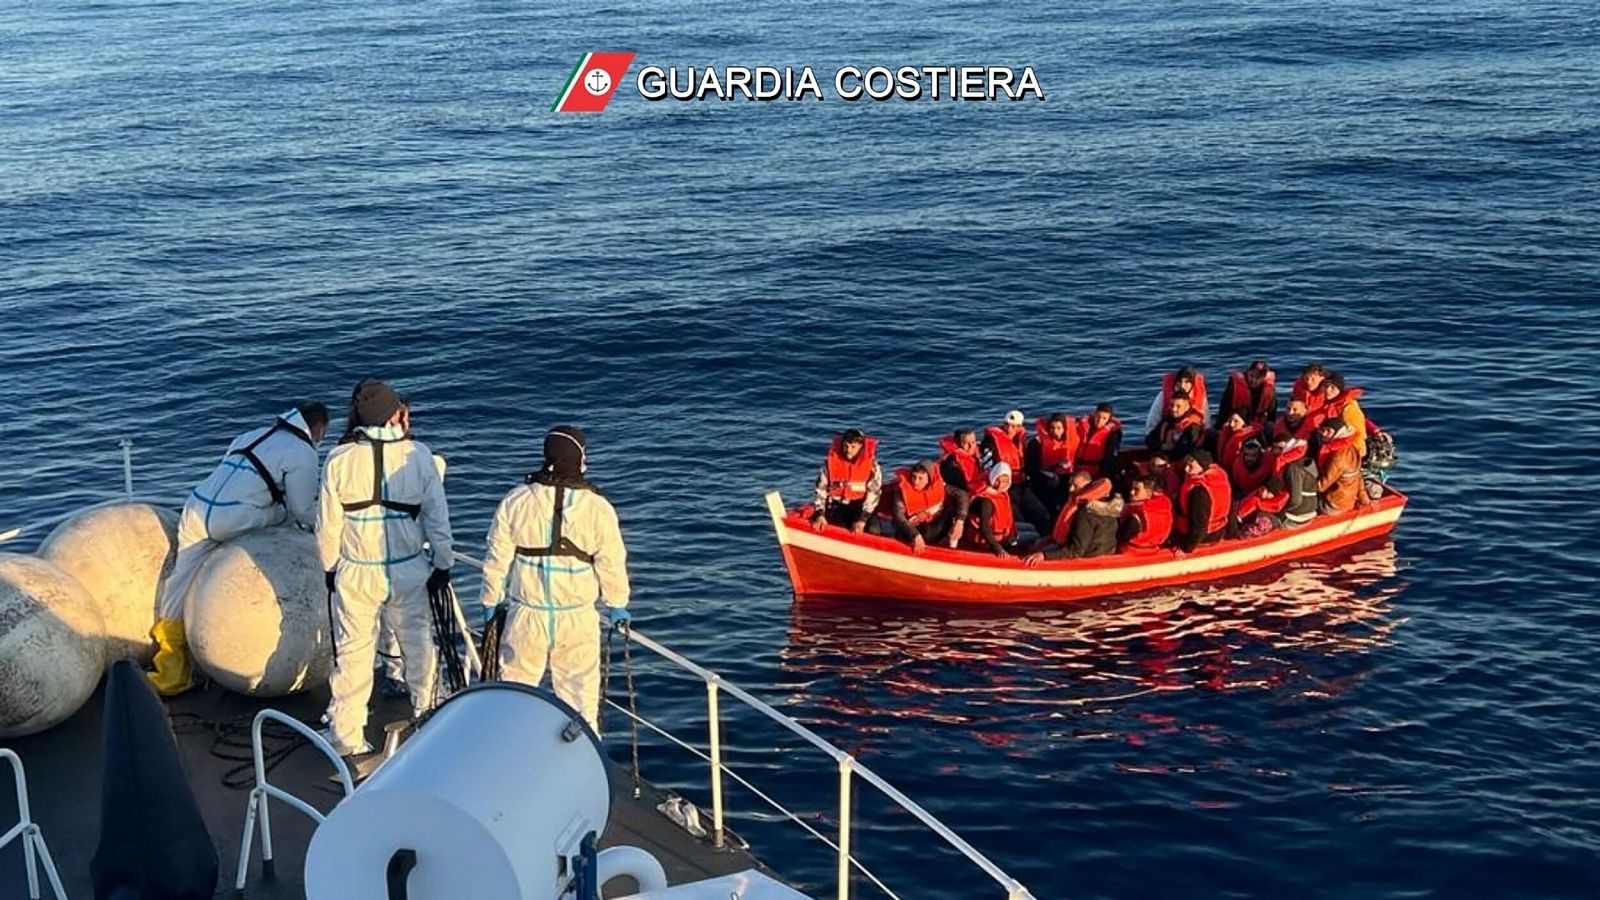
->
[1255,441,1310,515]
[824,436,877,502]
[1050,478,1111,545]
[1162,370,1208,419]
[969,487,1015,543]
[1216,423,1262,472]
[937,436,986,493]
[1229,451,1272,497]
[1156,408,1205,452]
[1175,464,1231,538]
[1034,418,1079,474]
[1122,493,1173,551]
[893,467,947,525]
[1321,386,1365,422]
[1272,410,1321,444]
[984,425,1025,474]
[1291,375,1331,414]
[1074,415,1122,475]
[1226,369,1276,423]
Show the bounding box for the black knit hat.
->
[352,380,402,427]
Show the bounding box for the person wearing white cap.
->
[965,463,1020,557]
[149,401,330,696]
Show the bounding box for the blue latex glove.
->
[607,607,633,630]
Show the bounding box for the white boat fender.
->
[595,845,670,894]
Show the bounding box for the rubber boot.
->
[147,619,194,697]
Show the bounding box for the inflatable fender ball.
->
[0,553,109,738]
[38,502,179,664]
[184,527,332,696]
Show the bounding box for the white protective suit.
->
[317,425,453,752]
[159,410,322,620]
[480,480,630,730]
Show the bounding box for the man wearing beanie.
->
[478,425,631,732]
[1174,449,1232,553]
[317,379,454,755]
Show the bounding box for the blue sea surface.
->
[3,1,1599,897]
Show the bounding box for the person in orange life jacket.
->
[811,428,882,533]
[1319,371,1369,458]
[1146,391,1206,460]
[1243,435,1319,534]
[1025,473,1122,565]
[1217,358,1278,427]
[966,463,1020,557]
[1212,411,1261,473]
[1145,366,1207,434]
[1074,403,1123,479]
[1314,419,1365,515]
[1272,396,1323,447]
[1292,362,1330,415]
[884,461,965,555]
[984,409,1052,537]
[938,428,987,495]
[1118,475,1174,553]
[1229,437,1272,498]
[1174,450,1232,552]
[1025,412,1080,516]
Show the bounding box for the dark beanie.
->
[543,425,587,478]
[1187,449,1213,468]
[352,380,402,427]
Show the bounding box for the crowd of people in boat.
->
[808,361,1397,565]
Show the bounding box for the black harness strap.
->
[514,485,597,564]
[228,418,312,507]
[341,437,422,520]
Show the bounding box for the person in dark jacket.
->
[885,461,966,554]
[1024,490,1124,565]
[1146,392,1206,460]
[1175,450,1231,553]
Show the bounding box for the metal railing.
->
[455,550,1036,900]
[234,710,355,895]
[0,750,69,900]
[4,441,1036,900]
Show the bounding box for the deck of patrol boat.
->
[0,676,771,899]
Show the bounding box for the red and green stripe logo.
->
[553,52,637,113]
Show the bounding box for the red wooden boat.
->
[766,485,1407,604]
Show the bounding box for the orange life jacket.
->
[1156,408,1205,452]
[1122,493,1174,551]
[968,486,1015,543]
[893,467,947,525]
[1034,418,1079,474]
[1162,370,1208,419]
[1226,369,1276,423]
[1255,441,1310,515]
[1292,375,1331,414]
[1316,429,1360,475]
[1050,478,1111,545]
[1074,415,1122,475]
[824,436,877,503]
[1229,451,1272,497]
[1216,423,1262,472]
[1175,464,1231,538]
[1272,409,1322,444]
[937,436,986,493]
[984,425,1025,474]
[1321,386,1365,422]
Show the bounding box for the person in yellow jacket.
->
[150,403,329,695]
[1321,371,1369,458]
[479,426,631,732]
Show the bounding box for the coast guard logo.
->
[553,52,636,113]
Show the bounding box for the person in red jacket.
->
[1212,411,1261,473]
[1145,366,1208,433]
[966,463,1020,557]
[1119,476,1174,553]
[1074,403,1123,478]
[1174,450,1232,552]
[883,461,965,554]
[1291,362,1330,415]
[1146,392,1206,459]
[810,428,882,533]
[1217,359,1277,427]
[1272,397,1322,446]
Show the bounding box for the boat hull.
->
[766,488,1406,604]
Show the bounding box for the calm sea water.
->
[4,1,1599,897]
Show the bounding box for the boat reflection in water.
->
[781,538,1405,756]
